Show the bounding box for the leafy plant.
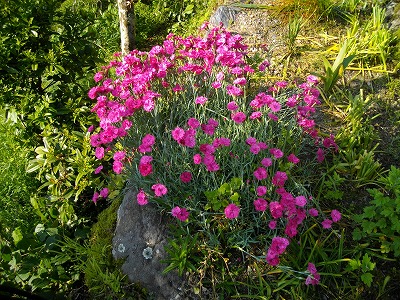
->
[316,39,356,95]
[346,253,376,287]
[353,166,400,257]
[162,233,201,276]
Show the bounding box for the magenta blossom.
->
[321,219,333,229]
[270,148,284,159]
[254,198,268,212]
[224,203,240,219]
[256,185,267,196]
[287,153,300,164]
[308,208,319,217]
[195,96,208,105]
[151,183,168,197]
[331,209,341,222]
[254,167,268,180]
[137,190,148,205]
[94,165,103,174]
[231,112,246,123]
[180,171,192,183]
[227,101,239,111]
[100,187,109,198]
[171,206,190,221]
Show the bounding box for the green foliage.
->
[163,232,201,276]
[204,178,242,212]
[316,40,356,95]
[287,14,304,54]
[0,111,38,240]
[346,253,376,287]
[353,166,400,257]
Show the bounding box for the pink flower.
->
[254,198,268,211]
[140,155,153,164]
[268,101,281,112]
[268,113,279,121]
[92,192,99,203]
[250,111,262,119]
[172,84,183,92]
[139,163,152,177]
[113,160,124,174]
[94,72,103,82]
[307,75,319,84]
[246,137,257,145]
[250,143,261,154]
[171,206,190,221]
[231,112,246,123]
[137,190,148,205]
[100,187,109,198]
[227,101,239,111]
[233,77,247,85]
[187,118,200,129]
[224,203,240,219]
[287,153,300,164]
[87,125,95,133]
[94,165,103,174]
[151,183,168,197]
[95,147,105,160]
[212,81,221,89]
[317,148,325,163]
[331,209,341,222]
[308,208,319,217]
[142,134,155,146]
[270,148,284,159]
[256,185,267,196]
[172,127,185,142]
[271,171,288,187]
[226,85,243,96]
[180,171,192,183]
[254,167,268,180]
[295,195,307,207]
[305,262,321,286]
[321,219,332,229]
[193,154,202,164]
[268,220,277,229]
[195,96,208,105]
[216,71,225,82]
[261,157,273,167]
[113,151,126,161]
[270,202,283,218]
[270,236,290,254]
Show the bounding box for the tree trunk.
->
[117,0,135,56]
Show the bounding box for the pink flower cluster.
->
[88,24,341,277]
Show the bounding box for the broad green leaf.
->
[361,272,373,287]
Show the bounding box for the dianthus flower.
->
[269,201,283,219]
[193,154,202,164]
[256,185,267,196]
[195,96,208,105]
[113,160,124,174]
[231,112,246,123]
[137,190,148,205]
[227,101,239,111]
[254,167,268,180]
[268,101,281,112]
[187,118,200,129]
[224,203,240,219]
[151,183,168,197]
[321,219,333,229]
[305,262,321,286]
[95,147,105,160]
[138,162,152,177]
[171,206,190,221]
[287,153,300,164]
[94,165,103,174]
[92,192,99,203]
[261,157,272,167]
[268,113,278,121]
[308,208,319,217]
[180,171,192,183]
[268,220,277,229]
[113,151,126,161]
[331,209,341,222]
[270,148,284,159]
[246,137,257,145]
[226,85,243,96]
[254,198,268,211]
[271,171,288,187]
[250,111,262,120]
[171,127,185,142]
[100,187,109,198]
[316,148,325,163]
[295,195,307,207]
